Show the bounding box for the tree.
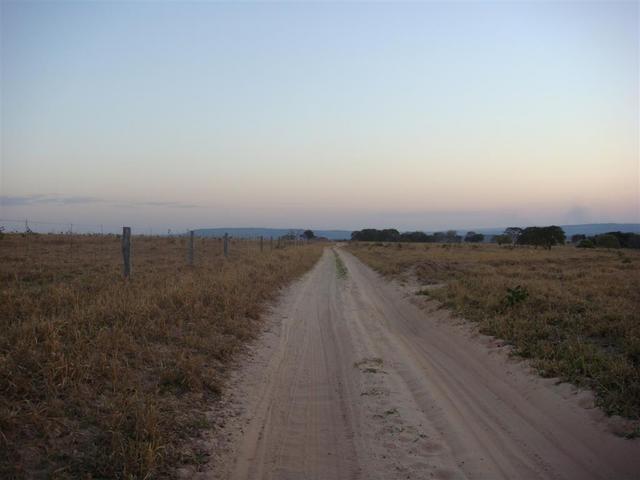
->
[596,234,620,249]
[350,229,400,242]
[602,231,640,249]
[281,230,297,241]
[571,234,586,243]
[504,227,523,246]
[432,232,446,242]
[519,226,566,249]
[464,231,484,243]
[628,234,640,249]
[445,230,459,243]
[495,234,510,246]
[302,230,315,240]
[543,226,566,248]
[400,231,430,242]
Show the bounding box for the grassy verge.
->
[347,242,640,424]
[0,234,323,478]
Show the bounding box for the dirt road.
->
[207,247,639,480]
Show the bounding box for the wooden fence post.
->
[188,230,194,265]
[260,235,264,252]
[122,226,131,279]
[270,236,273,250]
[224,233,229,257]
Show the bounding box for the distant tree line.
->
[571,231,640,249]
[494,226,565,249]
[280,229,316,241]
[350,229,484,243]
[351,226,639,250]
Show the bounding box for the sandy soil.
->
[193,247,640,480]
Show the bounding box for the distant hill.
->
[558,223,640,236]
[192,228,352,240]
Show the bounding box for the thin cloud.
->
[1,195,201,209]
[136,201,201,209]
[0,194,103,206]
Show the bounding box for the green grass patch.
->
[334,250,348,278]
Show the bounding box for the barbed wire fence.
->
[0,218,308,280]
[0,217,184,236]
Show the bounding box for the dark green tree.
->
[464,231,485,243]
[495,234,510,246]
[519,226,565,249]
[596,234,620,249]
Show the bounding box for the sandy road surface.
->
[205,247,639,480]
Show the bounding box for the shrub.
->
[577,239,595,248]
[505,285,529,306]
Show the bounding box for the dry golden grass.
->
[0,233,323,478]
[347,242,640,426]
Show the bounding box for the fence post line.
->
[188,230,195,266]
[122,226,131,279]
[224,233,229,257]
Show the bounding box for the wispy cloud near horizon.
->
[0,195,201,209]
[0,194,103,207]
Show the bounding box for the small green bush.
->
[505,285,529,306]
[577,239,595,248]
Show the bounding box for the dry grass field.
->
[347,242,640,428]
[0,233,323,478]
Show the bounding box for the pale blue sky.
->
[1,1,638,233]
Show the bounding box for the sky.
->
[1,1,638,234]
